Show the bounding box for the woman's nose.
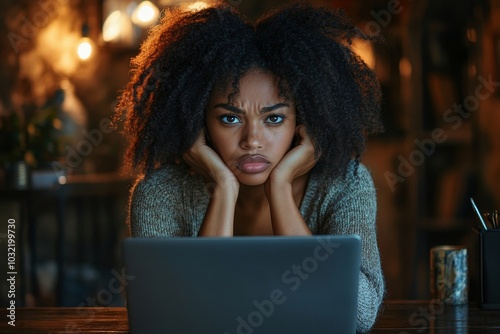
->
[240,124,264,150]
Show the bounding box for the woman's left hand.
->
[266,125,319,186]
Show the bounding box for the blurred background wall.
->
[0,0,499,306]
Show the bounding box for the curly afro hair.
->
[115,0,383,180]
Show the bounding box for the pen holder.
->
[479,230,500,310]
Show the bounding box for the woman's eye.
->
[266,115,285,124]
[220,115,241,124]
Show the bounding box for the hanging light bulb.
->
[132,1,160,28]
[103,10,125,43]
[186,1,209,11]
[77,38,93,60]
[77,23,95,61]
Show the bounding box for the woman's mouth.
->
[236,155,271,174]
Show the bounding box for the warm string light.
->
[101,1,209,45]
[132,1,160,27]
[77,23,95,61]
[102,1,160,44]
[186,1,209,11]
[77,37,93,60]
[102,10,125,42]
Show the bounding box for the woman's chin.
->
[235,173,269,187]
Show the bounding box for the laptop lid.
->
[123,235,361,334]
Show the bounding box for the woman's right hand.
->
[182,130,239,198]
[184,130,239,237]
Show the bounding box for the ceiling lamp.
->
[77,23,95,61]
[132,1,160,28]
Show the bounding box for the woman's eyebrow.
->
[261,103,289,113]
[213,102,290,114]
[214,103,244,114]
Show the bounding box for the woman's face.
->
[205,70,297,186]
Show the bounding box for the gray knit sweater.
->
[129,161,385,333]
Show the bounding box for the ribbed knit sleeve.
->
[128,164,209,237]
[304,163,385,333]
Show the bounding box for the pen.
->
[484,213,494,229]
[470,197,488,230]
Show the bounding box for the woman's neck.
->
[236,184,268,212]
[236,173,310,212]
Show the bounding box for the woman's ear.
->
[293,124,305,146]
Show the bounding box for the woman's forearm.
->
[267,182,312,236]
[197,184,238,236]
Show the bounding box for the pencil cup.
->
[430,246,468,305]
[479,230,500,310]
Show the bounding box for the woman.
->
[115,2,385,332]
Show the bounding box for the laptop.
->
[123,235,361,334]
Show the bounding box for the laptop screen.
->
[123,235,361,334]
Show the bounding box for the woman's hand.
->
[182,130,239,198]
[184,130,240,237]
[264,124,316,236]
[266,125,319,187]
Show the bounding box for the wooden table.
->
[1,301,499,333]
